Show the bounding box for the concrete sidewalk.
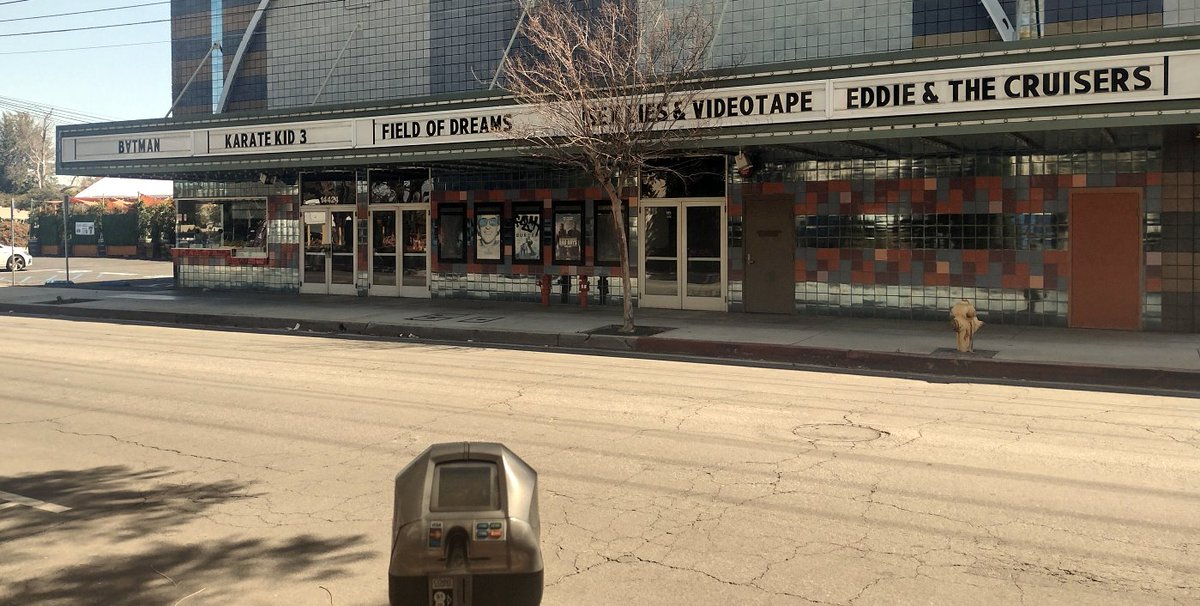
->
[1,284,1197,394]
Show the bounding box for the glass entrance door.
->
[369,204,429,297]
[301,207,357,295]
[639,199,726,310]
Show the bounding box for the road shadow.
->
[40,277,175,290]
[0,533,375,605]
[0,465,255,544]
[0,465,376,604]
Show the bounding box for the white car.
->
[2,243,32,271]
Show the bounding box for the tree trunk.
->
[599,178,635,333]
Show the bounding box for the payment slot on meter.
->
[390,442,543,606]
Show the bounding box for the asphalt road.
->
[0,316,1197,605]
[0,257,173,288]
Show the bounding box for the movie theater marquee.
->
[61,50,1200,165]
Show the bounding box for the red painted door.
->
[1069,191,1141,330]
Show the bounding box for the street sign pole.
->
[61,194,71,285]
[10,199,14,287]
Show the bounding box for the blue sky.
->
[0,0,172,122]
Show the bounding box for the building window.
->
[437,204,467,262]
[301,172,356,205]
[177,199,268,250]
[594,201,628,266]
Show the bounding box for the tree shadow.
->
[0,534,375,605]
[0,465,257,544]
[0,465,378,604]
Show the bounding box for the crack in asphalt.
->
[49,423,240,465]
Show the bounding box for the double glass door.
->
[369,205,429,297]
[639,199,726,311]
[301,207,357,295]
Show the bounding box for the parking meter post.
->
[597,276,608,305]
[558,274,569,303]
[390,442,543,606]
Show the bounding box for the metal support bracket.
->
[979,0,1016,42]
[216,0,272,114]
[167,42,221,118]
[312,23,362,105]
[490,0,536,90]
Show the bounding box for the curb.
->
[3,301,1197,394]
[633,338,1200,393]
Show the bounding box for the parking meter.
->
[390,442,543,606]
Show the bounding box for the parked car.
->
[2,243,32,271]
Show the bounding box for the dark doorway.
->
[1069,190,1142,330]
[743,194,795,313]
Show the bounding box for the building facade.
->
[59,0,1200,331]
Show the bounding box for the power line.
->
[0,95,115,123]
[0,107,94,126]
[0,0,33,6]
[0,2,169,25]
[0,39,168,55]
[0,18,169,38]
[0,0,352,40]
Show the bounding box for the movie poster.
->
[513,211,541,262]
[554,211,582,263]
[475,211,501,261]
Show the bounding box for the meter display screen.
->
[434,463,498,510]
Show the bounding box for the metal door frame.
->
[368,203,431,298]
[300,205,357,295]
[638,198,727,311]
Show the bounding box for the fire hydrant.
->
[539,275,552,307]
[579,275,589,309]
[949,299,984,353]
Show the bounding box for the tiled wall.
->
[732,147,1175,328]
[711,0,912,65]
[171,0,1200,117]
[1161,125,1200,331]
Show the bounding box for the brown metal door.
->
[743,194,795,313]
[1069,190,1141,330]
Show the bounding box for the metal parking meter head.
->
[390,442,542,606]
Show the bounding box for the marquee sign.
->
[60,50,1200,165]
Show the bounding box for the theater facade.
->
[57,2,1200,332]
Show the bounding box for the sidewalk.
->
[1,283,1197,394]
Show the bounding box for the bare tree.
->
[501,0,717,333]
[0,111,56,193]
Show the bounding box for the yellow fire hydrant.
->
[949,299,984,353]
